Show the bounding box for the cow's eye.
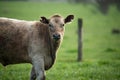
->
[49,24,54,31]
[60,24,64,27]
[49,24,53,28]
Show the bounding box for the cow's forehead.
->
[50,17,64,24]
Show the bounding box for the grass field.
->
[0,1,120,80]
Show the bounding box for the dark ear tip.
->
[40,17,43,22]
[40,17,45,19]
[70,15,74,19]
[40,17,43,21]
[41,16,44,18]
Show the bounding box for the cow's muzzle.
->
[53,34,60,41]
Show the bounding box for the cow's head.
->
[40,14,74,42]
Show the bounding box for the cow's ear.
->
[40,16,49,24]
[64,15,74,24]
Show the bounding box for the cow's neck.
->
[45,28,60,66]
[49,39,60,65]
[37,22,60,68]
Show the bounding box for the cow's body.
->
[0,18,31,65]
[0,15,74,80]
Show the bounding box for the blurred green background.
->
[0,0,120,80]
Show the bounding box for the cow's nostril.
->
[53,34,60,40]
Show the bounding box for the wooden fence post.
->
[77,18,83,62]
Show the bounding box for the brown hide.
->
[0,19,31,66]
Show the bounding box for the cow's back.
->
[0,18,32,66]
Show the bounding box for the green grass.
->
[0,1,120,80]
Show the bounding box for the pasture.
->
[0,1,120,80]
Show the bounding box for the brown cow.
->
[0,14,74,80]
